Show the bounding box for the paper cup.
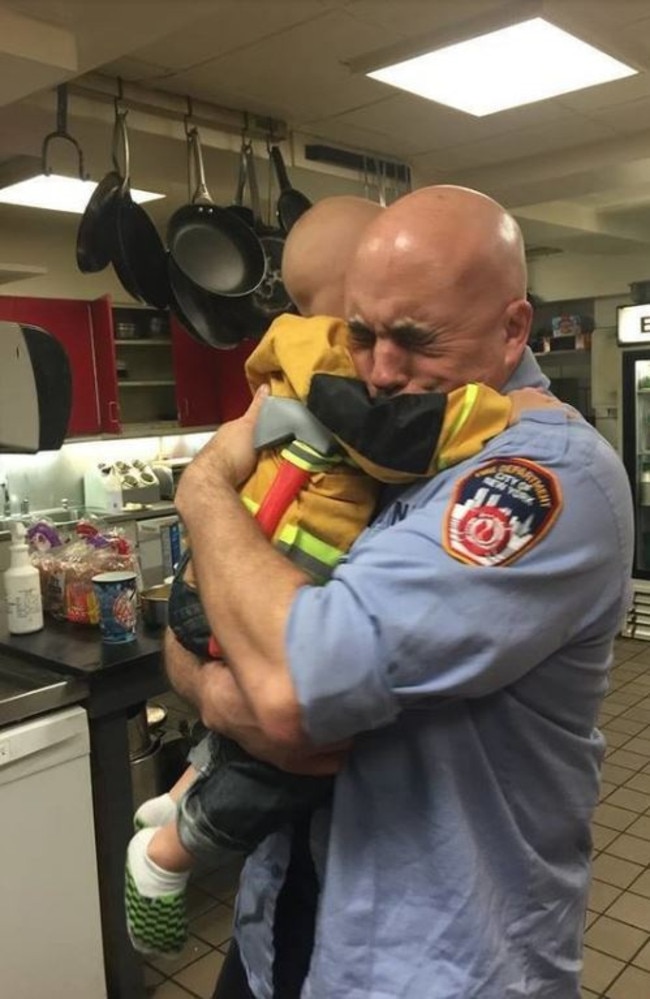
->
[92,571,138,644]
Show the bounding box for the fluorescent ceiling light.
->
[367,17,637,116]
[0,174,163,214]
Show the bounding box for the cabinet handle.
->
[108,400,119,426]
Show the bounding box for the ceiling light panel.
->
[367,18,637,117]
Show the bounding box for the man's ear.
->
[504,298,533,363]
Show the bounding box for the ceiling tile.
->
[153,9,397,123]
[316,93,582,159]
[122,1,328,72]
[557,73,650,114]
[584,96,650,136]
[345,0,507,37]
[412,112,618,177]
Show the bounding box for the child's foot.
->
[134,792,177,831]
[125,827,190,956]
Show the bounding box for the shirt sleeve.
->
[285,414,633,744]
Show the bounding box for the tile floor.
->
[146,637,650,998]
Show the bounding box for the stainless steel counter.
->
[0,652,86,729]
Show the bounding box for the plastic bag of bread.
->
[29,522,138,625]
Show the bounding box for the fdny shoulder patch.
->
[443,458,562,567]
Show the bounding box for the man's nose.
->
[367,340,410,394]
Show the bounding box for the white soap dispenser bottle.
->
[4,521,43,634]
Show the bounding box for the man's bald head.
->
[347,185,527,313]
[282,195,383,317]
[345,185,532,394]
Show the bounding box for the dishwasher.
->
[0,704,107,998]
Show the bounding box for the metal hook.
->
[183,96,194,137]
[40,84,88,180]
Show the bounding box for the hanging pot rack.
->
[66,73,287,145]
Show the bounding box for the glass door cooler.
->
[621,349,650,636]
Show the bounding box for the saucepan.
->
[140,581,170,628]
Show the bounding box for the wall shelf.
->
[118,380,175,388]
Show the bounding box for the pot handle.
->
[269,144,291,193]
[233,140,248,206]
[244,142,263,223]
[187,127,213,205]
[111,107,131,190]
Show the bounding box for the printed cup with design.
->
[91,570,138,643]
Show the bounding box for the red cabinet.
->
[172,319,255,427]
[0,293,257,438]
[0,295,105,436]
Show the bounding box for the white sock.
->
[134,792,177,830]
[127,828,190,898]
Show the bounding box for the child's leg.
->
[134,734,213,830]
[125,819,194,957]
[134,763,200,830]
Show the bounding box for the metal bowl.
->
[140,582,171,628]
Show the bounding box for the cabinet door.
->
[0,296,101,436]
[171,318,255,426]
[90,294,121,434]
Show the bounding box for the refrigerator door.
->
[622,350,650,579]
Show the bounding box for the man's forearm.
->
[178,468,307,744]
[163,626,205,711]
[164,628,348,774]
[174,401,310,748]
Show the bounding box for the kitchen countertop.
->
[0,650,86,728]
[0,500,178,540]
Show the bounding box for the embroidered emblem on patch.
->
[443,458,562,567]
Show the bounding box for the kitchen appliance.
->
[617,303,650,636]
[84,459,161,512]
[0,705,106,997]
[136,514,181,587]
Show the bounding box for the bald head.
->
[348,185,527,312]
[282,195,382,317]
[345,185,532,394]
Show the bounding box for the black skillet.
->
[269,144,312,234]
[168,255,243,349]
[232,143,295,337]
[197,143,295,343]
[167,127,266,299]
[110,110,171,309]
[76,169,121,273]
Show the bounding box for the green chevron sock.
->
[125,828,190,957]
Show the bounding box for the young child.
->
[125,196,553,957]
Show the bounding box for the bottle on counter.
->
[4,521,43,634]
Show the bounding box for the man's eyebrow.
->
[390,322,438,346]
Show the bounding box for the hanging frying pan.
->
[203,143,295,342]
[76,169,121,273]
[110,109,171,309]
[239,142,294,335]
[167,127,266,298]
[168,255,242,350]
[269,144,311,233]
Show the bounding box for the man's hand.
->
[508,387,566,424]
[176,385,269,519]
[164,629,348,776]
